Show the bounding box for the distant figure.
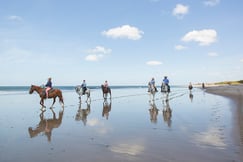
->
[81,80,87,95]
[148,77,157,92]
[161,76,170,93]
[101,81,111,100]
[188,82,193,91]
[45,77,52,98]
[202,83,205,89]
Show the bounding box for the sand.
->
[205,84,243,162]
[1,87,243,162]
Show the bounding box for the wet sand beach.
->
[0,86,242,162]
[205,84,243,162]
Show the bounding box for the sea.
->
[0,85,242,162]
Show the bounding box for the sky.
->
[0,0,243,86]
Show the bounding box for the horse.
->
[75,85,91,103]
[101,85,111,100]
[28,108,64,142]
[29,85,64,108]
[161,83,170,93]
[148,84,157,101]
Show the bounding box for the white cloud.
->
[146,61,162,66]
[208,52,218,57]
[85,46,111,62]
[7,15,23,22]
[87,46,112,54]
[172,4,189,19]
[85,54,102,61]
[102,25,144,40]
[110,143,145,155]
[240,59,243,63]
[175,45,187,50]
[204,0,220,7]
[182,29,217,46]
[192,127,226,149]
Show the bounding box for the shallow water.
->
[0,87,242,162]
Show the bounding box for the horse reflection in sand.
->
[149,100,159,124]
[162,99,172,127]
[75,101,91,126]
[28,108,64,142]
[102,100,112,120]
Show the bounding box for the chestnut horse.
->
[101,85,111,100]
[29,85,64,108]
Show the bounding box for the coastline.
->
[205,84,243,161]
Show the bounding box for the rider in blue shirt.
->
[163,76,169,85]
[162,76,170,92]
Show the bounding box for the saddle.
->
[42,88,54,97]
[82,87,87,95]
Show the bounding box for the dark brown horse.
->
[29,85,64,108]
[101,85,111,100]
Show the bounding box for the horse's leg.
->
[40,98,46,109]
[51,97,56,108]
[109,92,111,100]
[86,91,90,103]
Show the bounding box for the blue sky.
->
[0,0,242,86]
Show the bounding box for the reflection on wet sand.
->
[162,99,172,127]
[75,102,91,126]
[148,101,159,124]
[102,100,112,120]
[28,108,64,142]
[189,91,193,102]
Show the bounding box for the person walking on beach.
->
[188,82,193,91]
[45,77,52,98]
[81,80,87,95]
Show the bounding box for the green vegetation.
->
[215,80,243,85]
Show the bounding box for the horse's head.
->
[29,85,34,94]
[75,85,81,93]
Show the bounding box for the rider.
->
[162,76,170,92]
[148,78,157,92]
[103,80,109,88]
[81,80,87,95]
[45,77,52,98]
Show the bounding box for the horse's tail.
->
[58,90,64,105]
